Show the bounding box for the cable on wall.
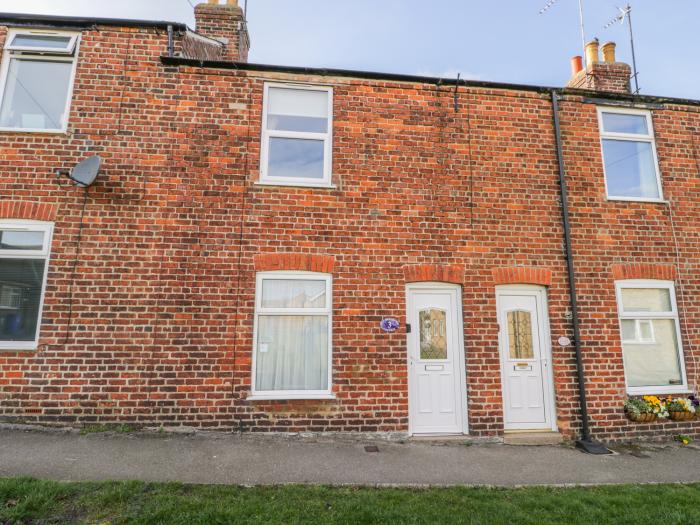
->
[665,198,698,390]
[46,188,90,348]
[463,86,475,228]
[228,78,255,426]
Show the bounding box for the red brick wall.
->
[567,62,632,94]
[558,97,700,440]
[0,22,699,441]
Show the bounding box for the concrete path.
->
[1,427,700,487]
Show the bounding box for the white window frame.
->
[7,31,79,54]
[259,82,334,188]
[615,279,688,395]
[0,220,54,351]
[249,271,333,400]
[0,28,81,133]
[597,107,664,203]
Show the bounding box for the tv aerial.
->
[58,155,102,188]
[604,4,640,94]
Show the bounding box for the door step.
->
[410,434,468,442]
[503,431,564,446]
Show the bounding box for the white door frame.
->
[406,282,469,436]
[496,285,557,432]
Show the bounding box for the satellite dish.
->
[66,155,101,187]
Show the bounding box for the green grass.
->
[79,424,138,435]
[1,477,699,524]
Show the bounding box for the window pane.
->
[256,315,328,391]
[602,112,648,135]
[11,34,73,50]
[267,87,328,133]
[268,114,327,133]
[0,231,44,251]
[621,288,672,313]
[621,319,636,341]
[507,310,534,359]
[261,279,326,308]
[602,139,659,198]
[0,259,46,342]
[623,319,683,387]
[419,309,447,359]
[638,320,654,341]
[268,87,327,118]
[0,58,72,130]
[267,137,324,180]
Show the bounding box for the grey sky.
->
[1,0,698,99]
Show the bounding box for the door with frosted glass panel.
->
[497,290,553,430]
[407,285,466,435]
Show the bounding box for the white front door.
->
[407,284,467,435]
[497,287,555,431]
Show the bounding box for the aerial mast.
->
[540,0,587,67]
[605,4,640,94]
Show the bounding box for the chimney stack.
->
[194,0,250,62]
[566,38,631,94]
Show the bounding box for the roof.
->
[2,12,698,108]
[0,12,188,31]
[161,57,700,108]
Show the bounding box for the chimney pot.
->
[585,38,600,67]
[570,56,583,76]
[601,41,616,63]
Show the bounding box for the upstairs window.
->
[0,29,80,132]
[0,221,53,350]
[615,281,687,394]
[598,108,662,201]
[260,83,333,187]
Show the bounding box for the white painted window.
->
[0,29,80,132]
[615,280,687,394]
[598,108,663,201]
[0,221,53,350]
[250,272,333,400]
[260,83,333,187]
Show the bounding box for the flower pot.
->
[669,411,695,422]
[626,411,656,423]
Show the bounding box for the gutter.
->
[0,12,188,31]
[160,56,700,109]
[550,91,611,455]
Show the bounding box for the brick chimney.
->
[194,0,250,62]
[566,39,631,94]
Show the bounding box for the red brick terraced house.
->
[0,1,699,445]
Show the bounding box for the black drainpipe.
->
[550,91,611,455]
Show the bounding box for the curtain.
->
[256,315,328,391]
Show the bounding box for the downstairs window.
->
[0,221,53,350]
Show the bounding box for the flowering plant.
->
[624,397,662,420]
[665,396,696,414]
[676,434,692,445]
[642,396,669,419]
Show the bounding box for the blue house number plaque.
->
[380,318,400,333]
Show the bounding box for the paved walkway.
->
[1,427,700,487]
